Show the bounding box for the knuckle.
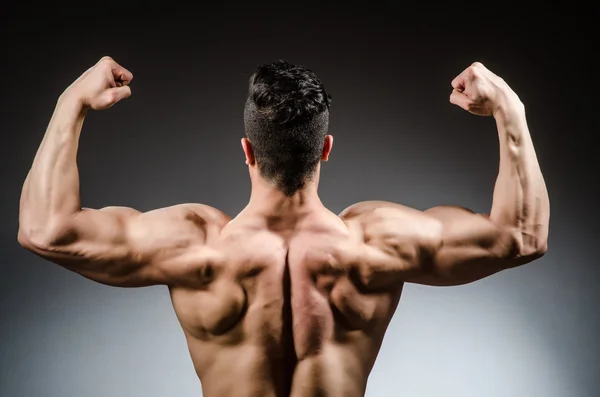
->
[467,65,481,79]
[98,56,114,69]
[106,90,118,101]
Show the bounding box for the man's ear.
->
[241,137,255,165]
[321,135,333,161]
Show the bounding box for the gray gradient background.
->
[1,7,597,397]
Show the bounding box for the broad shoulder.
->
[177,203,232,225]
[139,203,230,223]
[171,203,232,235]
[339,200,427,222]
[132,203,231,240]
[338,201,442,247]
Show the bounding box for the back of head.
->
[244,60,331,196]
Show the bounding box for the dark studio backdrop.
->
[1,5,597,397]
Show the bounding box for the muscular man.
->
[18,57,549,397]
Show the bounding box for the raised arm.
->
[343,62,549,287]
[18,57,228,287]
[418,62,549,285]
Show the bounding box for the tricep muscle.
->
[19,204,217,287]
[412,205,522,286]
[343,201,537,287]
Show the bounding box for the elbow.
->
[18,218,75,252]
[520,229,548,259]
[18,225,53,252]
[522,240,548,260]
[17,228,32,250]
[535,238,548,256]
[499,228,548,267]
[513,234,548,265]
[18,214,41,250]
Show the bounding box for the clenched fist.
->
[63,56,133,110]
[450,62,521,117]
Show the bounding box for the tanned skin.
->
[18,57,549,397]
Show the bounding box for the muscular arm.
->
[343,69,549,287]
[18,94,227,287]
[415,104,549,285]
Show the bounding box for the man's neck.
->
[245,178,324,220]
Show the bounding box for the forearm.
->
[490,96,549,255]
[19,94,87,244]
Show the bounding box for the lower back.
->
[290,343,369,397]
[195,341,369,397]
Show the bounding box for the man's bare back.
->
[166,203,404,396]
[18,57,549,396]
